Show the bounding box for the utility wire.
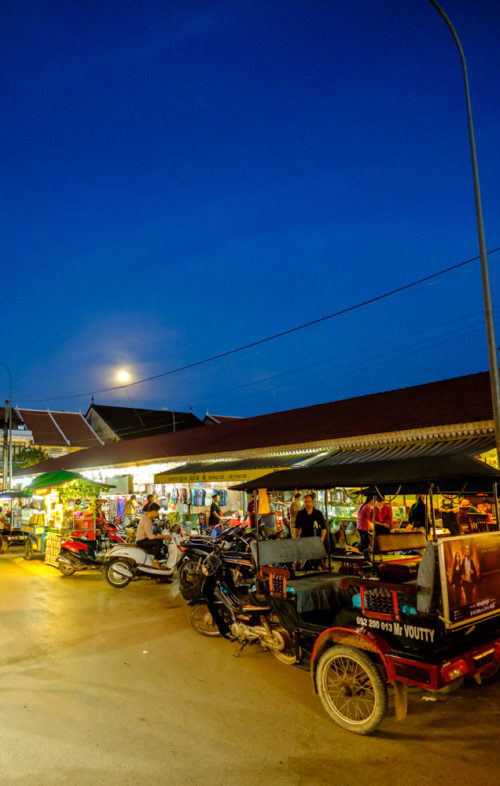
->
[22,246,500,404]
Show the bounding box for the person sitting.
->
[135,503,171,570]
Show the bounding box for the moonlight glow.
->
[116,369,132,384]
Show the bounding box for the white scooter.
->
[104,531,181,588]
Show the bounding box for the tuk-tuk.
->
[232,454,500,734]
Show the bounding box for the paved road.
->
[0,549,499,786]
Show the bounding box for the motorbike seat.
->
[242,604,270,611]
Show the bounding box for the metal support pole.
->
[325,488,331,571]
[429,484,437,542]
[428,0,500,460]
[2,400,9,491]
[371,493,376,564]
[0,362,13,492]
[493,482,499,532]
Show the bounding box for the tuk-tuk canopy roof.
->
[232,454,500,494]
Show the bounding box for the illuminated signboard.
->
[438,532,500,628]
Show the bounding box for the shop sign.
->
[155,467,289,484]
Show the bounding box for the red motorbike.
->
[56,519,125,577]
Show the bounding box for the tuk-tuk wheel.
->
[0,535,7,553]
[315,645,387,735]
[24,539,34,560]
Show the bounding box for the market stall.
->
[19,470,115,564]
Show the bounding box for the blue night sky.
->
[1,0,499,418]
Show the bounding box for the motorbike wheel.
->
[105,559,132,588]
[268,628,297,665]
[58,561,77,577]
[179,558,202,590]
[0,535,8,553]
[24,539,34,561]
[188,602,221,637]
[315,645,387,735]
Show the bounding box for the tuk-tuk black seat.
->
[250,537,327,566]
[250,538,356,615]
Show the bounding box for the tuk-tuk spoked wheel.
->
[315,645,387,735]
[24,539,34,560]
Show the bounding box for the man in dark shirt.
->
[209,493,222,535]
[293,494,326,540]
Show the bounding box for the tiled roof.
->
[16,409,102,448]
[204,414,243,425]
[87,404,204,440]
[17,410,68,446]
[51,412,103,448]
[15,371,494,475]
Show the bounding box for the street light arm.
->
[427,0,500,459]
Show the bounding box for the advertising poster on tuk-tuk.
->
[439,532,500,627]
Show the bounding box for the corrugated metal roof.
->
[311,437,496,465]
[156,453,317,478]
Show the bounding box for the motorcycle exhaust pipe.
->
[57,556,75,566]
[110,561,133,579]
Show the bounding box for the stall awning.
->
[308,437,496,466]
[154,454,317,485]
[232,453,500,494]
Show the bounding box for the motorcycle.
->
[57,521,126,577]
[103,531,181,588]
[188,544,296,664]
[178,526,256,600]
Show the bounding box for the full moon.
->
[116,369,131,383]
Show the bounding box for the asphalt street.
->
[0,548,499,786]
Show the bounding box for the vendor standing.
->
[356,496,373,551]
[374,496,392,534]
[209,493,223,536]
[408,495,427,530]
[293,494,326,540]
[259,492,277,532]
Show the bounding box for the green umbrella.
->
[24,470,115,491]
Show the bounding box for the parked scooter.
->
[103,532,181,588]
[178,526,256,600]
[189,544,296,664]
[57,521,126,576]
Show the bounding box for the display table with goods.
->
[193,454,500,735]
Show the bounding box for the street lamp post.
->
[427,0,500,460]
[1,361,13,491]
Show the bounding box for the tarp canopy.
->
[231,454,500,494]
[0,489,33,499]
[24,470,115,492]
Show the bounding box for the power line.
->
[189,307,496,405]
[21,246,500,404]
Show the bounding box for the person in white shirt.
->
[135,503,171,569]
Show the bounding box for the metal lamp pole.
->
[427,0,500,460]
[1,361,13,490]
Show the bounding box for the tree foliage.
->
[14,446,50,469]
